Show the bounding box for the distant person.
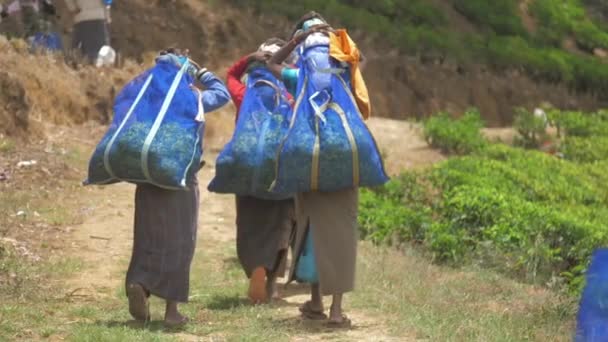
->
[0,0,56,39]
[65,0,110,62]
[225,38,296,304]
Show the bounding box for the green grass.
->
[0,236,575,341]
[353,244,575,341]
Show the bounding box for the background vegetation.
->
[232,0,608,94]
[360,108,608,293]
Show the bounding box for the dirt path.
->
[58,118,425,341]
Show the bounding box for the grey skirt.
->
[126,179,199,303]
[236,196,295,278]
[289,189,359,295]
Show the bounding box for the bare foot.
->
[164,301,189,328]
[126,283,149,321]
[248,266,267,304]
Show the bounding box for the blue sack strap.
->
[141,61,190,188]
[103,73,154,181]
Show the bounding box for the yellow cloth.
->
[329,29,371,120]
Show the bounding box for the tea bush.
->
[423,109,486,154]
[360,110,608,291]
[513,108,549,148]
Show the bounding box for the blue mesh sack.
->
[271,44,388,194]
[576,249,608,341]
[208,67,292,200]
[85,60,204,190]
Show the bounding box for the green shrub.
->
[513,108,549,148]
[452,0,527,36]
[561,135,608,162]
[229,0,608,94]
[359,173,431,245]
[530,0,608,50]
[552,110,608,137]
[361,124,608,290]
[423,109,486,154]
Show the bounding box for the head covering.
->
[302,18,326,31]
[258,42,281,55]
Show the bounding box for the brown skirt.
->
[126,180,199,303]
[289,189,359,295]
[236,196,295,278]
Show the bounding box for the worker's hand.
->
[156,49,207,81]
[248,51,271,64]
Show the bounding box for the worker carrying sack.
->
[271,40,388,194]
[85,58,205,190]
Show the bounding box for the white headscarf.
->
[258,42,281,55]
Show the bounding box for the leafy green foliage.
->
[530,0,608,51]
[452,0,527,36]
[513,108,549,148]
[361,109,608,291]
[228,0,608,95]
[88,122,201,187]
[423,109,486,154]
[359,173,431,245]
[561,135,608,162]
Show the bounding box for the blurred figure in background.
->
[0,0,56,40]
[65,0,110,62]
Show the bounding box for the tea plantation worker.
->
[267,11,360,328]
[125,49,230,327]
[65,0,109,62]
[226,38,296,304]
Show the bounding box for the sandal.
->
[126,283,150,321]
[164,316,189,329]
[325,315,352,329]
[299,301,327,320]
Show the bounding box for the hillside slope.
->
[105,0,608,125]
[3,0,607,130]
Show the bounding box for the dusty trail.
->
[61,118,426,341]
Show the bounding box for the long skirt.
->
[289,188,359,295]
[71,19,109,62]
[126,179,199,303]
[236,196,295,278]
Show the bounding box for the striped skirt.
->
[236,196,295,278]
[125,179,199,303]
